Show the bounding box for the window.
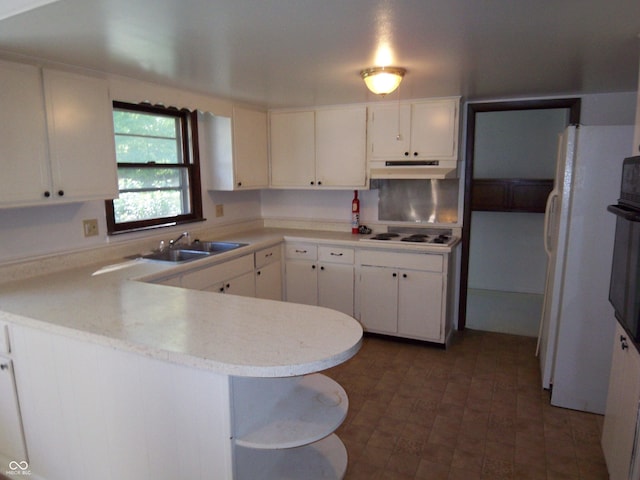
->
[106,101,203,234]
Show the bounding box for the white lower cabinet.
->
[255,245,283,301]
[602,322,640,480]
[356,249,448,343]
[285,243,355,317]
[0,356,28,467]
[161,254,257,297]
[232,374,348,479]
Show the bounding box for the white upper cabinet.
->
[269,106,367,189]
[315,107,367,188]
[270,110,316,187]
[368,97,459,161]
[0,61,50,206]
[205,106,269,190]
[0,60,118,207]
[43,69,119,202]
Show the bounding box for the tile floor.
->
[325,330,609,480]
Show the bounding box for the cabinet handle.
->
[295,249,307,254]
[330,252,343,257]
[0,364,8,371]
[44,191,51,198]
[58,190,64,196]
[622,340,629,350]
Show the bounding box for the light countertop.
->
[0,230,364,377]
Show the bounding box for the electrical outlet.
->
[215,204,224,217]
[83,219,99,237]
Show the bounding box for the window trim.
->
[106,101,204,235]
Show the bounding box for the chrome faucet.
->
[169,231,191,248]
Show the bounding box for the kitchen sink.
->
[140,249,212,263]
[139,240,247,263]
[184,240,248,253]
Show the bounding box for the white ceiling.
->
[0,0,639,108]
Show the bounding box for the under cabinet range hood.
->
[369,160,458,180]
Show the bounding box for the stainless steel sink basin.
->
[186,240,247,253]
[139,240,246,263]
[141,249,211,263]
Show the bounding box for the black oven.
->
[608,156,640,343]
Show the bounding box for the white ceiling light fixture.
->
[360,66,406,95]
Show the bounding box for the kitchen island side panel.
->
[10,324,234,480]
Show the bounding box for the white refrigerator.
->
[537,124,633,414]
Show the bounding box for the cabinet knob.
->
[413,152,418,157]
[237,182,242,187]
[0,364,8,371]
[317,181,322,185]
[392,272,397,277]
[310,181,315,185]
[403,273,408,278]
[320,266,325,271]
[44,191,51,198]
[404,152,409,157]
[257,270,261,276]
[58,190,64,196]
[219,287,224,292]
[226,283,230,289]
[312,264,316,269]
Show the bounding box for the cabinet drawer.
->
[255,244,282,268]
[285,243,317,260]
[181,254,254,290]
[357,250,443,272]
[0,322,9,354]
[318,246,354,264]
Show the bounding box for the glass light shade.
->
[361,67,406,95]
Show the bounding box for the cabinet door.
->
[233,107,269,189]
[256,260,282,301]
[318,263,354,316]
[315,107,367,187]
[43,69,119,202]
[0,60,50,206]
[368,104,411,159]
[358,266,398,334]
[410,100,458,160]
[270,111,315,187]
[397,270,443,341]
[0,357,28,462]
[285,261,318,306]
[602,324,640,480]
[224,270,256,297]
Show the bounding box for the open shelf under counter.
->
[234,433,347,480]
[232,373,347,449]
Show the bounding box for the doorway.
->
[459,99,581,333]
